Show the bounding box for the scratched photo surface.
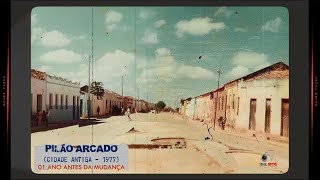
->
[31,7,289,174]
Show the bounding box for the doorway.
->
[36,94,42,112]
[249,99,256,130]
[80,99,83,117]
[281,99,289,137]
[265,99,271,133]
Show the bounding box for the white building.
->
[236,62,289,136]
[46,75,80,122]
[80,86,123,117]
[31,69,81,123]
[31,69,46,114]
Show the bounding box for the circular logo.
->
[261,154,268,162]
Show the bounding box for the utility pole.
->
[138,88,139,111]
[213,68,223,130]
[88,55,91,121]
[217,69,223,88]
[122,75,123,106]
[88,7,94,122]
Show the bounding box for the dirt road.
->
[31,112,289,174]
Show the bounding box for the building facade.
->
[31,69,46,114]
[180,62,289,137]
[185,97,195,120]
[45,75,80,122]
[236,63,289,136]
[31,69,81,123]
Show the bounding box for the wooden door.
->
[36,94,42,112]
[281,99,289,137]
[265,99,271,133]
[249,99,256,130]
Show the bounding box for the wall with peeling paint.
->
[236,78,289,135]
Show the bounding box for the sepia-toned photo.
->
[31,7,289,174]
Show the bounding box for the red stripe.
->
[311,28,314,142]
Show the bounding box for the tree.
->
[156,101,166,110]
[90,81,105,100]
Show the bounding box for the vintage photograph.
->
[31,7,289,174]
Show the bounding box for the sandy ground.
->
[31,112,289,174]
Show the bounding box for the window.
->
[55,94,58,109]
[232,94,235,109]
[49,93,53,109]
[109,100,111,107]
[219,97,221,110]
[210,92,213,99]
[61,95,64,109]
[106,100,108,109]
[66,95,68,109]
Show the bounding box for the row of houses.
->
[79,85,155,117]
[179,62,289,137]
[31,69,155,123]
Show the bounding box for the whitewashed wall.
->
[236,78,289,135]
[31,78,46,113]
[46,75,80,122]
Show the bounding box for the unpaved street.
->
[31,112,289,174]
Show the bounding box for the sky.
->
[31,7,289,108]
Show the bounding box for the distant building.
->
[185,97,195,120]
[79,86,123,117]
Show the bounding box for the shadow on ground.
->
[31,119,106,133]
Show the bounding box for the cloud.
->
[214,7,233,17]
[175,17,226,37]
[39,49,83,64]
[38,65,53,72]
[226,51,271,80]
[105,10,123,32]
[137,58,148,69]
[226,66,249,80]
[261,17,282,32]
[39,30,71,47]
[248,36,260,40]
[72,34,87,40]
[137,48,216,84]
[231,51,270,68]
[31,27,45,44]
[93,50,135,82]
[31,13,38,26]
[154,19,166,28]
[234,27,247,32]
[155,48,171,57]
[138,9,155,19]
[105,10,123,24]
[48,63,89,85]
[38,50,136,91]
[141,30,159,44]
